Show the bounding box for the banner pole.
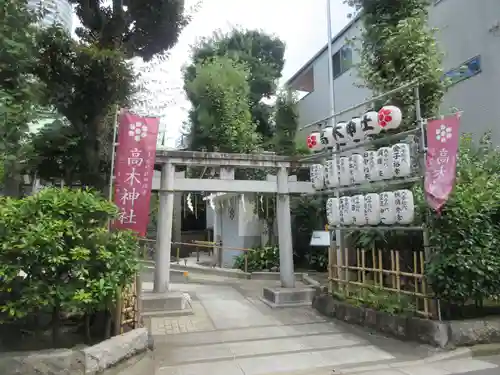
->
[108,106,120,201]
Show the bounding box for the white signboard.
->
[310,231,331,247]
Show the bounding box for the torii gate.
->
[153,150,314,296]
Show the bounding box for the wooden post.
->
[135,271,142,328]
[114,287,123,336]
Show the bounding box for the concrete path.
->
[115,272,496,375]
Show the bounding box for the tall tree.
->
[347,0,445,123]
[70,0,191,60]
[184,29,286,145]
[35,27,135,189]
[0,0,45,196]
[184,56,260,153]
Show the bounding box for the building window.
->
[443,56,481,87]
[332,45,352,78]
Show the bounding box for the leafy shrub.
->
[0,187,139,343]
[234,246,279,272]
[334,286,415,316]
[422,134,500,307]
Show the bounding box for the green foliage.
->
[347,0,445,249]
[184,29,286,144]
[70,0,191,60]
[347,0,445,124]
[273,92,300,156]
[423,133,500,305]
[29,118,83,186]
[0,188,138,339]
[334,285,415,315]
[35,27,135,189]
[291,196,326,265]
[184,56,260,153]
[0,0,46,195]
[233,246,280,272]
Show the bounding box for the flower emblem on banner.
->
[436,124,453,143]
[128,122,148,142]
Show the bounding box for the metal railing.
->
[138,238,255,273]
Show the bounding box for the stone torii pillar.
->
[276,166,295,288]
[154,160,175,293]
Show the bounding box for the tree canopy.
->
[347,0,445,122]
[0,0,45,195]
[70,0,190,60]
[34,27,135,189]
[184,29,286,144]
[184,56,260,153]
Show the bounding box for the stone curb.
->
[0,328,151,375]
[469,343,500,358]
[82,327,151,374]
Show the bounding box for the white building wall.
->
[291,0,500,143]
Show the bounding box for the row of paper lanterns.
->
[326,190,415,227]
[310,143,413,190]
[307,105,403,150]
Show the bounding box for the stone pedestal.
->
[260,286,315,308]
[141,291,193,317]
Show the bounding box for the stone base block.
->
[260,287,315,308]
[141,292,190,315]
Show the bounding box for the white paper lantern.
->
[376,147,393,180]
[364,193,381,225]
[306,131,324,152]
[334,122,348,147]
[394,189,415,224]
[338,157,350,186]
[350,195,365,226]
[310,164,325,190]
[346,117,365,144]
[361,111,381,136]
[326,198,341,226]
[339,196,353,225]
[392,143,412,178]
[324,156,339,188]
[378,105,403,130]
[379,191,396,225]
[363,151,379,182]
[349,154,364,185]
[320,126,336,148]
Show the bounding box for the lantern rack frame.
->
[302,83,442,320]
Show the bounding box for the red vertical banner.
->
[424,114,461,212]
[111,111,159,236]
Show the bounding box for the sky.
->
[72,0,352,147]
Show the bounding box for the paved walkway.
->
[116,273,500,375]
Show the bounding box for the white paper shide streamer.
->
[186,193,194,213]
